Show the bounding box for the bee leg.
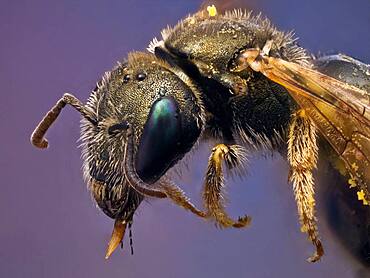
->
[203,144,251,228]
[288,110,324,262]
[157,178,207,218]
[124,130,207,218]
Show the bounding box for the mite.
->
[31,6,370,262]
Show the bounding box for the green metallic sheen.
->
[136,97,181,183]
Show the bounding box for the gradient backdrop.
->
[1,0,370,277]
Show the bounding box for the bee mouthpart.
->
[105,219,127,259]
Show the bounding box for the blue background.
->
[1,0,369,277]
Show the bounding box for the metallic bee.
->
[31,6,370,262]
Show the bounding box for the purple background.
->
[1,0,370,277]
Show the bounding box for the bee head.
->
[30,52,204,258]
[81,52,204,219]
[30,52,204,223]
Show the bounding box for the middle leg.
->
[203,144,251,228]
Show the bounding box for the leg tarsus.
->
[308,239,324,262]
[158,178,207,218]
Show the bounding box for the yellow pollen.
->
[298,109,306,118]
[300,224,308,233]
[207,5,217,17]
[357,190,369,205]
[351,162,359,171]
[348,178,357,188]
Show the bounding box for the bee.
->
[30,5,370,262]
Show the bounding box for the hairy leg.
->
[158,178,207,218]
[124,130,207,219]
[203,144,251,228]
[288,110,324,262]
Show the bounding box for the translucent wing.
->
[238,50,370,203]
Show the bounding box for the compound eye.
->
[136,97,181,183]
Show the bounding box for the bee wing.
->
[249,55,370,200]
[289,86,370,197]
[260,57,370,123]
